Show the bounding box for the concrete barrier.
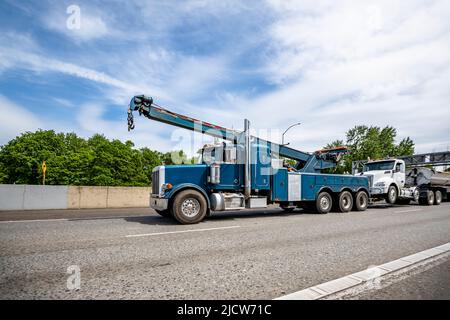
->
[0,184,151,211]
[68,186,108,209]
[106,187,150,208]
[0,184,26,210]
[23,185,68,210]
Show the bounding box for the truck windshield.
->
[363,161,395,172]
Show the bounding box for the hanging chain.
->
[127,106,135,131]
[127,96,153,131]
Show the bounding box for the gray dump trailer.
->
[405,168,450,205]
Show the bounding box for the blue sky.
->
[1,0,449,155]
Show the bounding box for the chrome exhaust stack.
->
[244,119,251,199]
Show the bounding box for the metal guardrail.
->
[352,151,450,174]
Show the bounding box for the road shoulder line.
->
[275,241,450,300]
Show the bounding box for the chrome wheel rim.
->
[320,196,330,210]
[342,195,351,209]
[389,188,396,201]
[181,198,200,217]
[413,190,419,202]
[359,195,367,208]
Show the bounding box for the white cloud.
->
[217,0,450,153]
[76,103,194,152]
[1,0,449,156]
[0,95,43,144]
[51,98,74,108]
[0,33,169,104]
[0,94,192,153]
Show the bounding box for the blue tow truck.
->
[128,95,370,224]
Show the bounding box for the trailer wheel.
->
[354,191,369,211]
[386,185,398,204]
[434,190,442,205]
[316,192,332,214]
[171,189,207,224]
[337,191,353,213]
[419,190,435,206]
[155,209,171,217]
[413,189,420,202]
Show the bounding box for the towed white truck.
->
[356,158,450,205]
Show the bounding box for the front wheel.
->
[386,185,398,204]
[171,189,208,224]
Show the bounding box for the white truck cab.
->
[358,159,418,204]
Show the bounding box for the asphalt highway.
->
[0,203,449,299]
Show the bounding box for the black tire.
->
[171,189,208,224]
[155,209,171,217]
[316,192,332,214]
[337,191,353,213]
[354,191,369,211]
[386,185,398,204]
[413,189,420,202]
[434,190,442,205]
[419,190,434,206]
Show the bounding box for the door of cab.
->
[394,161,405,187]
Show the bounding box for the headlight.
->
[374,182,386,187]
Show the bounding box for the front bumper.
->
[150,196,169,211]
[370,187,387,195]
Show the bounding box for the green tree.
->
[141,148,164,182]
[45,134,94,185]
[0,130,171,186]
[0,130,67,184]
[162,150,191,165]
[324,125,415,174]
[87,135,149,186]
[395,137,415,156]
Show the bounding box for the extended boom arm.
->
[127,95,347,171]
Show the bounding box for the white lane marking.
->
[125,225,241,238]
[394,209,423,213]
[275,241,450,300]
[0,215,148,224]
[0,218,69,223]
